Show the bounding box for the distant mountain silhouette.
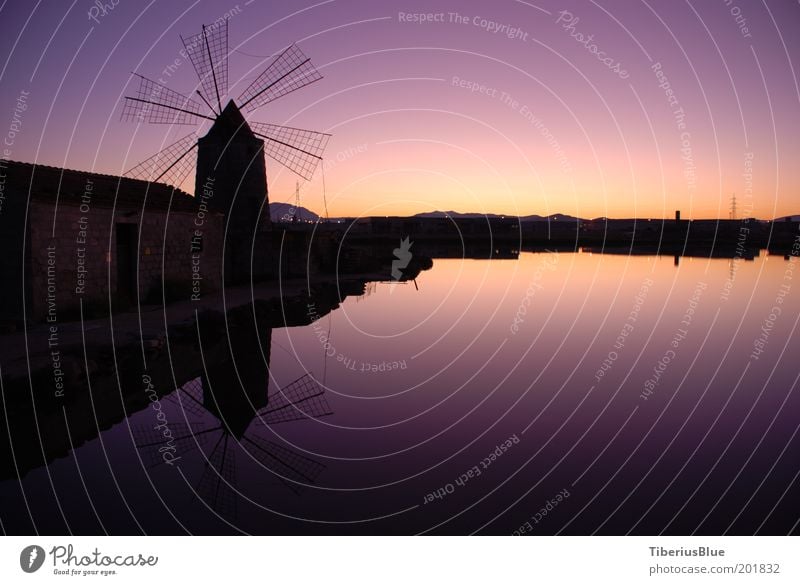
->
[269,202,320,222]
[520,213,582,222]
[269,205,584,223]
[269,205,798,223]
[414,210,492,219]
[414,210,582,222]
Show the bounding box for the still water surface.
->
[2,251,798,534]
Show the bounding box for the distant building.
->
[0,160,224,322]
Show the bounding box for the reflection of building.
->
[0,160,223,322]
[0,282,353,482]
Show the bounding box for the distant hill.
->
[271,206,583,223]
[520,213,581,222]
[414,210,582,222]
[270,205,798,223]
[270,202,320,222]
[414,210,494,219]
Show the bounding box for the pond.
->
[2,250,798,535]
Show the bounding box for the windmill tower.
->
[121,18,330,282]
[730,193,737,220]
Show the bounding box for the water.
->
[2,251,799,534]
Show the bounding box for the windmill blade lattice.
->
[164,377,209,419]
[121,74,210,125]
[237,44,322,114]
[196,435,238,520]
[255,373,333,424]
[250,122,330,181]
[243,435,325,488]
[124,133,197,189]
[181,19,229,113]
[133,421,218,468]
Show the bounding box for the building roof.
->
[1,159,200,212]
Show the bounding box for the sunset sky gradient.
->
[1,0,798,219]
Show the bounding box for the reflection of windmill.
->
[121,18,331,281]
[133,373,333,520]
[133,311,332,521]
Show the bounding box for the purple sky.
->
[1,0,798,218]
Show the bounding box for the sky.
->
[1,0,798,219]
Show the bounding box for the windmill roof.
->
[0,159,201,212]
[200,100,258,143]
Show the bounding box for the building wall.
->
[27,201,224,321]
[0,165,30,323]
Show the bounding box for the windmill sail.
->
[131,354,331,519]
[164,377,209,419]
[250,122,330,181]
[124,23,331,187]
[181,19,229,113]
[122,74,211,125]
[255,373,333,424]
[196,434,238,520]
[132,421,218,468]
[242,435,325,491]
[123,133,197,189]
[237,44,322,114]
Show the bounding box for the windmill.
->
[133,372,333,521]
[121,18,331,281]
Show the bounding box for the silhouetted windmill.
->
[133,373,332,520]
[122,18,331,189]
[121,19,330,281]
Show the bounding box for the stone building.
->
[0,160,224,323]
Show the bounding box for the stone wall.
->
[27,200,224,321]
[0,164,29,323]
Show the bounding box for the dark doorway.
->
[115,223,138,308]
